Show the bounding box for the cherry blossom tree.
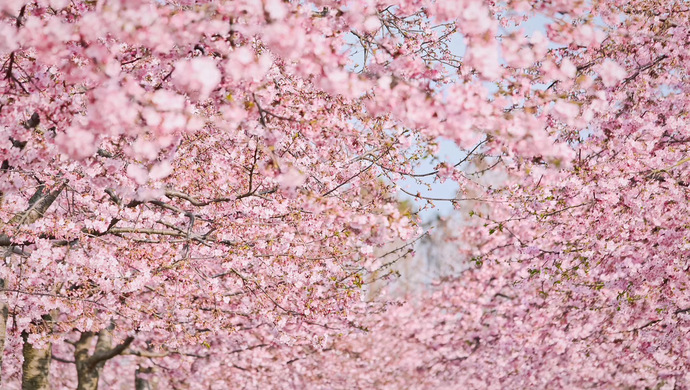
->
[310,0,690,388]
[1,0,689,388]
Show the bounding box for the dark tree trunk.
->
[74,324,134,390]
[135,366,154,390]
[74,332,99,390]
[0,279,8,383]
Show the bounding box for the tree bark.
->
[135,366,154,390]
[0,282,7,383]
[8,183,66,226]
[3,183,66,383]
[21,331,52,390]
[74,324,134,390]
[74,332,98,390]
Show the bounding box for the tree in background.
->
[1,0,689,388]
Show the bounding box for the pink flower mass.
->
[1,1,689,389]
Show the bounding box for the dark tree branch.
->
[52,355,75,364]
[84,336,134,368]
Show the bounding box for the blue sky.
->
[393,13,558,221]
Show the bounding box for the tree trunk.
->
[135,366,154,390]
[75,326,112,390]
[74,324,134,390]
[74,331,98,390]
[0,292,7,383]
[21,331,52,390]
[7,184,66,386]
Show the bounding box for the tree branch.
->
[84,336,134,368]
[51,355,75,364]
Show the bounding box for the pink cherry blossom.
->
[0,1,688,389]
[596,59,628,87]
[172,57,221,100]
